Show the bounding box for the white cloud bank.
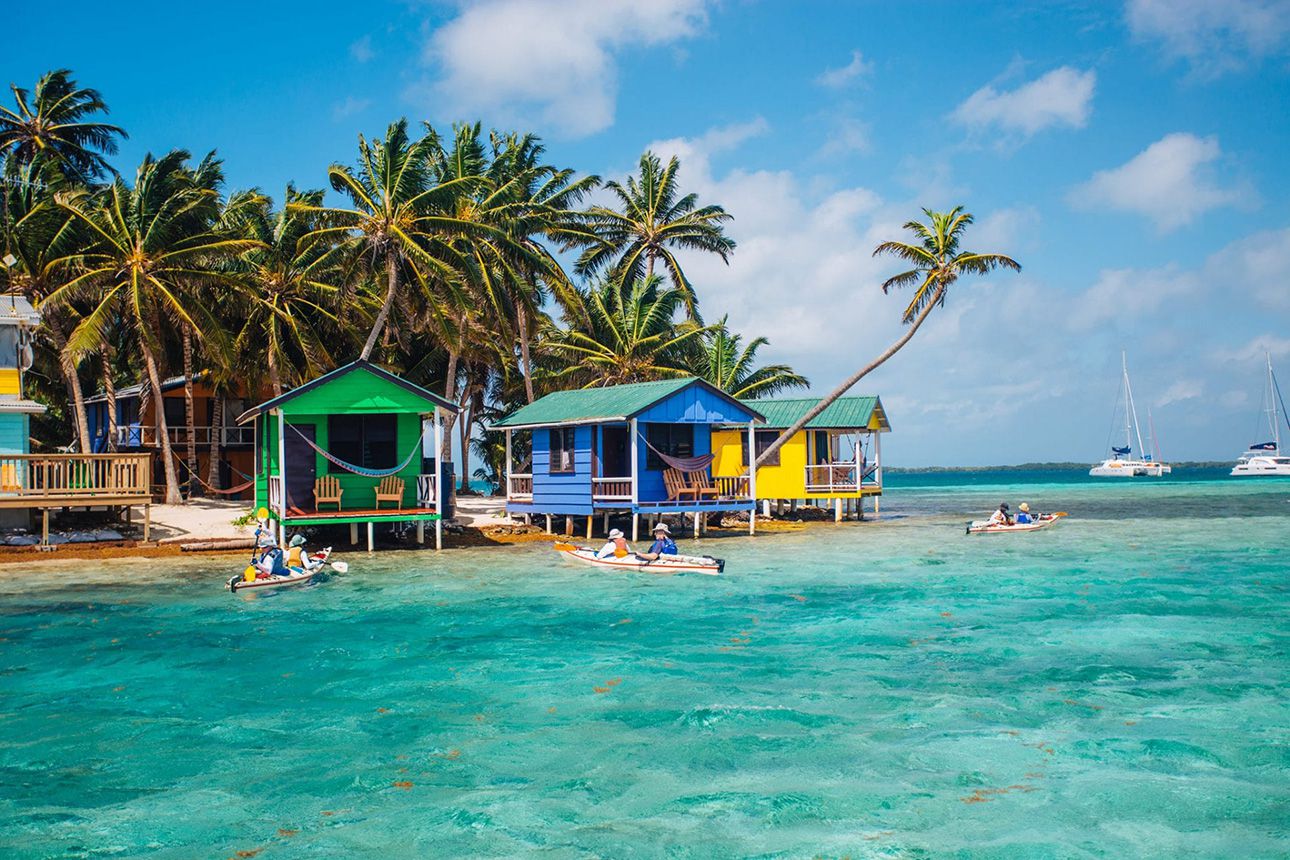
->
[816,51,872,88]
[1068,132,1246,232]
[952,66,1096,137]
[422,0,709,136]
[1126,0,1290,76]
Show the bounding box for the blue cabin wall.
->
[87,402,107,452]
[636,423,713,502]
[634,384,756,425]
[530,424,594,515]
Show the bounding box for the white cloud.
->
[1068,132,1246,232]
[816,51,873,88]
[817,117,871,158]
[349,35,374,63]
[1203,227,1290,311]
[952,66,1096,137]
[1154,379,1204,408]
[1066,265,1198,330]
[331,96,371,121]
[421,0,709,137]
[1126,0,1290,76]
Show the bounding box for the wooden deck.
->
[0,454,153,543]
[277,506,440,525]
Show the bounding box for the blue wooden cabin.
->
[491,378,764,539]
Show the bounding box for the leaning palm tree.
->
[44,150,261,504]
[294,119,483,361]
[691,318,809,398]
[575,150,734,318]
[753,206,1020,467]
[543,275,712,387]
[0,69,125,179]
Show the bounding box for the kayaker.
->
[1016,503,1034,524]
[596,528,631,559]
[639,523,678,560]
[287,533,323,571]
[988,503,1013,526]
[255,536,289,578]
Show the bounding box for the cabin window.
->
[549,427,576,474]
[645,424,693,470]
[163,397,187,428]
[328,414,397,473]
[741,430,782,467]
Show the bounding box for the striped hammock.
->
[288,423,426,478]
[637,431,715,472]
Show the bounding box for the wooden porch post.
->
[433,408,444,510]
[629,418,639,540]
[350,522,358,545]
[504,428,512,501]
[143,503,151,542]
[545,514,552,533]
[586,515,592,540]
[417,520,424,544]
[435,517,442,550]
[276,409,287,541]
[835,497,843,522]
[747,420,757,535]
[367,521,374,553]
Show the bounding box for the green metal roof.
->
[492,377,761,429]
[743,396,889,431]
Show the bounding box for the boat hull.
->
[1089,460,1170,477]
[966,515,1063,535]
[553,542,723,575]
[228,548,332,591]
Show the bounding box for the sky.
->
[10,0,1290,466]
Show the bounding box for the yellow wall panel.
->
[0,369,20,397]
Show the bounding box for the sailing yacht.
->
[1089,352,1172,478]
[1231,352,1290,477]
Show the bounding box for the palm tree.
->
[0,69,125,179]
[575,150,734,318]
[227,186,344,396]
[44,150,261,504]
[0,159,95,452]
[753,206,1020,467]
[544,275,712,387]
[295,119,484,362]
[691,318,809,398]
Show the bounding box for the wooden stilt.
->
[545,514,552,533]
[350,522,359,545]
[692,511,699,539]
[367,521,374,553]
[144,504,151,542]
[416,521,425,544]
[435,517,442,550]
[564,516,574,536]
[790,499,797,513]
[41,508,48,546]
[748,507,755,536]
[586,515,593,540]
[835,498,843,523]
[875,497,880,515]
[602,512,609,532]
[631,513,638,542]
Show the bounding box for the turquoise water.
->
[1,473,1287,858]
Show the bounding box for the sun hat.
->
[608,528,624,539]
[1019,503,1030,512]
[652,522,671,534]
[290,534,306,547]
[999,502,1010,511]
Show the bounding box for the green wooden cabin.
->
[237,361,457,550]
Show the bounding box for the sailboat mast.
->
[1270,351,1281,454]
[1123,352,1145,457]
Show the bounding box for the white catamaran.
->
[1231,352,1290,477]
[1090,352,1171,478]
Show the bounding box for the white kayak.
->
[553,542,724,575]
[227,547,338,591]
[966,514,1065,535]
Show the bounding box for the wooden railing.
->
[715,475,750,498]
[268,475,283,511]
[0,453,151,497]
[114,424,254,448]
[417,473,438,507]
[508,473,533,499]
[592,476,632,500]
[804,463,880,493]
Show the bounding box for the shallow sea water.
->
[0,472,1287,858]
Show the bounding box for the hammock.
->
[637,431,714,472]
[288,423,425,478]
[169,451,255,495]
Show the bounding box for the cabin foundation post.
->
[544,514,552,533]
[631,513,638,542]
[350,522,359,545]
[41,508,48,545]
[790,499,797,513]
[875,497,880,515]
[416,520,425,544]
[586,516,593,540]
[748,508,755,536]
[366,522,374,553]
[435,517,442,550]
[564,516,573,536]
[602,512,609,533]
[143,504,150,542]
[693,511,700,539]
[835,498,843,523]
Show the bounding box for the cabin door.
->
[283,423,317,510]
[601,425,629,476]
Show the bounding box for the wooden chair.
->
[663,468,698,501]
[314,475,343,511]
[374,476,405,510]
[684,469,722,500]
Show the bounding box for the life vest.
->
[287,545,305,567]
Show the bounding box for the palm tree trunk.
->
[100,341,117,453]
[207,394,223,491]
[267,338,283,398]
[46,316,90,453]
[441,347,460,461]
[516,303,536,404]
[360,254,399,361]
[143,344,183,505]
[182,325,198,498]
[754,281,947,469]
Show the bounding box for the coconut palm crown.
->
[0,69,126,179]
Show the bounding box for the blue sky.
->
[11,0,1290,465]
